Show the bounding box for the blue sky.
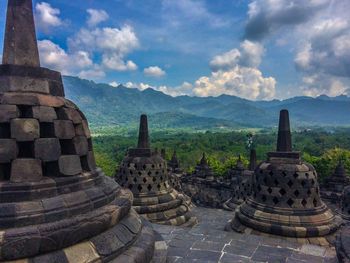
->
[0,0,349,100]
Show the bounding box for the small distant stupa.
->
[192,153,215,180]
[116,115,197,226]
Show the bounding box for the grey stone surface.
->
[152,207,338,263]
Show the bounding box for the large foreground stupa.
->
[0,1,162,262]
[227,110,342,239]
[115,115,197,226]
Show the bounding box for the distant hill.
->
[63,76,350,129]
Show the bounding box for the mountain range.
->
[63,76,350,129]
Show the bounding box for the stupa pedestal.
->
[226,110,342,242]
[115,115,197,226]
[0,1,164,262]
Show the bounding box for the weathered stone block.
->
[54,120,75,139]
[34,138,61,162]
[1,93,40,105]
[58,155,82,176]
[87,151,97,171]
[32,106,57,122]
[10,159,43,183]
[0,105,19,122]
[82,120,91,138]
[0,139,18,163]
[0,76,50,94]
[73,136,88,156]
[11,118,40,141]
[57,108,82,124]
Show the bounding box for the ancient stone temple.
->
[116,115,197,226]
[227,110,342,240]
[321,160,350,203]
[192,153,215,180]
[223,155,253,211]
[0,1,163,262]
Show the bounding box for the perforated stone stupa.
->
[0,1,161,262]
[321,160,350,203]
[227,110,342,239]
[192,153,215,181]
[223,155,253,211]
[116,115,197,226]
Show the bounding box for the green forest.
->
[92,126,350,181]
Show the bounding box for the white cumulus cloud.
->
[35,2,63,32]
[87,9,109,27]
[144,66,166,78]
[68,25,139,72]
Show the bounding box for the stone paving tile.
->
[151,207,339,263]
[192,240,225,252]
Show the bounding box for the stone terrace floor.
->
[152,207,338,263]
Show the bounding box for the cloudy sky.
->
[0,0,349,100]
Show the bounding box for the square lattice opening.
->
[40,123,55,138]
[0,123,11,138]
[43,161,60,177]
[17,141,35,158]
[18,105,33,118]
[0,163,11,180]
[59,139,76,155]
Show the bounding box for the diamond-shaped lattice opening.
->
[138,171,142,176]
[269,171,273,176]
[260,170,263,174]
[287,180,293,188]
[282,171,287,177]
[130,170,133,175]
[279,188,286,196]
[152,165,155,168]
[311,179,315,186]
[133,177,137,183]
[157,184,161,190]
[267,187,273,194]
[155,171,159,175]
[313,198,318,207]
[128,184,133,189]
[147,171,152,176]
[274,179,279,186]
[262,195,267,202]
[143,177,147,183]
[152,177,156,182]
[137,185,143,192]
[301,199,307,207]
[301,180,306,187]
[143,164,147,170]
[293,173,298,179]
[287,198,294,207]
[305,173,309,178]
[159,164,162,168]
[316,187,319,194]
[257,185,262,192]
[160,176,163,181]
[294,190,300,197]
[263,178,267,184]
[273,197,279,205]
[147,184,152,191]
[307,189,312,196]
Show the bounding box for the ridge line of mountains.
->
[63,76,350,129]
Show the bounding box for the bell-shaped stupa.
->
[322,160,350,203]
[227,110,342,239]
[0,1,161,262]
[116,115,197,226]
